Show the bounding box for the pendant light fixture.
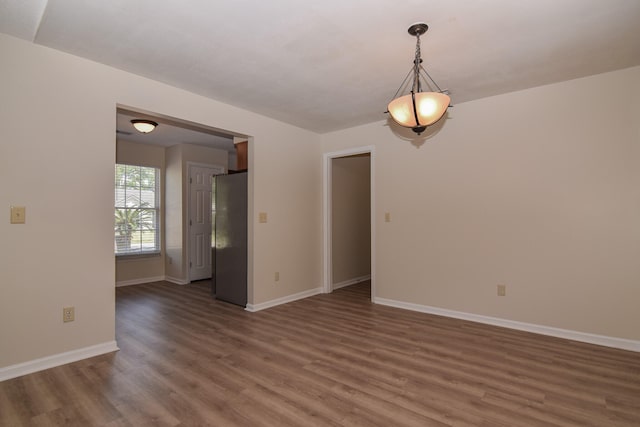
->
[387,23,450,135]
[131,119,158,134]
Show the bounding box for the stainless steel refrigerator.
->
[213,172,247,307]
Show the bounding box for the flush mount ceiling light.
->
[131,119,158,134]
[386,23,451,135]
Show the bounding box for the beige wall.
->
[331,155,371,284]
[0,33,322,369]
[116,138,165,168]
[115,140,165,284]
[165,144,183,281]
[321,66,640,341]
[251,133,323,303]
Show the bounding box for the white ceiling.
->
[2,0,640,134]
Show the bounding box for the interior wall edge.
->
[245,287,323,312]
[165,276,189,285]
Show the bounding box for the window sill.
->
[115,251,161,261]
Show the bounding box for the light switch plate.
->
[258,212,268,223]
[10,206,26,224]
[497,284,506,296]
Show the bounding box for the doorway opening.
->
[323,146,375,300]
[115,105,251,302]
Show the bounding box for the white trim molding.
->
[0,341,120,382]
[165,276,189,285]
[116,276,166,287]
[246,287,322,312]
[333,275,372,290]
[374,298,640,353]
[322,146,376,297]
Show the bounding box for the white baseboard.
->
[246,287,323,312]
[165,276,189,285]
[374,298,640,353]
[0,341,120,382]
[333,274,371,290]
[116,276,165,287]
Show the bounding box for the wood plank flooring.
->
[1,280,639,426]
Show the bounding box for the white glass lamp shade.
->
[131,120,158,133]
[387,91,450,129]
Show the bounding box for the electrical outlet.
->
[497,284,506,296]
[10,206,26,224]
[63,307,75,322]
[274,272,280,282]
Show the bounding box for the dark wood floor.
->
[1,280,639,426]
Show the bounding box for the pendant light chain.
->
[413,34,422,94]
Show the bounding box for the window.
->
[114,164,160,255]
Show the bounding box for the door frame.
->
[186,162,225,282]
[322,145,376,299]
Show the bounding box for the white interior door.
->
[189,165,218,281]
